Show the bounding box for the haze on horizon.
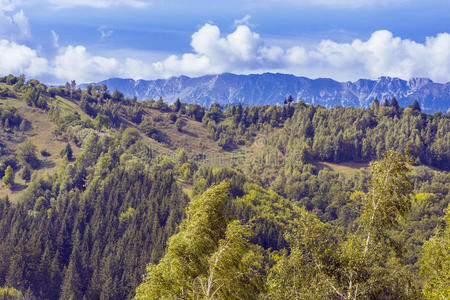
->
[0,0,449,84]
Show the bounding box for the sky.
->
[0,0,449,84]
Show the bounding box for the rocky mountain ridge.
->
[86,73,450,113]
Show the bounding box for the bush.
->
[175,119,184,132]
[121,128,141,147]
[169,113,177,123]
[140,120,164,142]
[18,141,40,169]
[152,115,163,122]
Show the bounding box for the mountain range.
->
[86,73,450,113]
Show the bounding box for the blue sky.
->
[0,0,449,83]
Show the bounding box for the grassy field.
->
[317,161,369,177]
[139,108,233,167]
[0,91,236,202]
[0,97,81,203]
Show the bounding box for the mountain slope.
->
[89,73,450,113]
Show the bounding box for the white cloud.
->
[234,14,251,27]
[157,24,449,82]
[0,23,449,84]
[45,0,149,8]
[98,25,113,39]
[146,24,450,82]
[51,30,59,48]
[0,0,22,11]
[0,8,30,41]
[53,45,122,82]
[0,40,47,76]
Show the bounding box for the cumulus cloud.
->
[45,0,149,8]
[0,40,47,76]
[53,45,123,82]
[145,24,450,82]
[1,23,449,83]
[150,24,450,82]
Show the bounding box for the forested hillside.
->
[0,74,448,299]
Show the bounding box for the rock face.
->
[88,73,450,113]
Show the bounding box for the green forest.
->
[0,74,448,299]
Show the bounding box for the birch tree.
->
[135,182,263,300]
[267,151,415,299]
[419,205,449,300]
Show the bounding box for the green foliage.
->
[135,182,263,299]
[186,103,205,121]
[0,286,23,299]
[121,128,141,147]
[175,118,184,132]
[119,207,136,222]
[20,166,31,182]
[60,143,73,160]
[140,119,165,142]
[267,151,417,299]
[231,183,296,250]
[362,150,413,247]
[2,166,14,188]
[169,112,177,123]
[17,141,39,169]
[0,133,188,299]
[266,207,337,299]
[0,106,22,130]
[1,75,449,299]
[419,205,450,300]
[211,102,449,170]
[23,87,48,109]
[171,98,183,113]
[179,162,193,181]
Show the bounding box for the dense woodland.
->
[0,74,448,299]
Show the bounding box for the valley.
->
[0,75,448,299]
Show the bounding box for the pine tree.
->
[409,99,421,112]
[59,247,83,300]
[21,166,31,182]
[60,143,73,160]
[2,166,14,188]
[371,97,380,108]
[390,97,400,111]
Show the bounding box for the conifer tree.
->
[2,165,14,188]
[409,99,421,112]
[21,166,31,182]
